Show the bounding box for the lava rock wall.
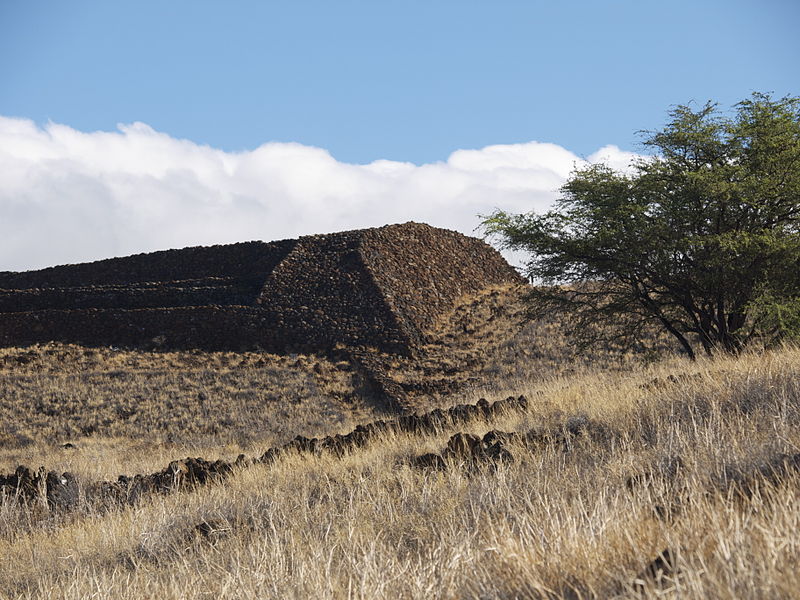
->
[0,279,261,313]
[0,223,520,353]
[361,223,521,344]
[0,306,278,351]
[256,229,414,355]
[0,240,297,289]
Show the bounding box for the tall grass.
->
[1,348,799,598]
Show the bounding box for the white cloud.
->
[587,144,643,173]
[0,117,640,272]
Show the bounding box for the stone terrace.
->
[0,222,521,354]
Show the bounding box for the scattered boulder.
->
[45,471,80,510]
[0,465,80,509]
[483,430,522,447]
[410,431,516,473]
[445,433,484,459]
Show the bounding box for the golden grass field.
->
[1,289,798,598]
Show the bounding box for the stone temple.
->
[0,222,521,355]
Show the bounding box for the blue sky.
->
[3,0,797,163]
[0,0,797,269]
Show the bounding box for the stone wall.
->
[0,223,520,354]
[0,240,296,289]
[256,230,414,354]
[361,223,522,344]
[0,278,262,313]
[0,307,272,351]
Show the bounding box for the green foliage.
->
[748,289,800,344]
[483,93,800,359]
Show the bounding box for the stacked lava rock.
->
[0,223,521,354]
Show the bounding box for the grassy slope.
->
[0,284,665,469]
[0,346,382,476]
[1,347,799,598]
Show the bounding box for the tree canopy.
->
[482,93,800,360]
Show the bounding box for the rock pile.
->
[4,397,799,523]
[0,395,529,510]
[0,223,521,354]
[413,431,515,472]
[0,465,79,510]
[260,395,528,463]
[411,416,620,472]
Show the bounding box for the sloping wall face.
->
[360,223,522,343]
[256,232,413,355]
[0,223,520,353]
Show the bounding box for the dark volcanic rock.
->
[446,433,484,458]
[0,222,520,354]
[1,395,532,510]
[0,465,80,509]
[425,431,516,472]
[635,548,678,589]
[412,453,447,472]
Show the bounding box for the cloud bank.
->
[0,117,638,272]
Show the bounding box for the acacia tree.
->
[482,93,800,360]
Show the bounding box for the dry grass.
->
[1,346,799,598]
[374,284,678,413]
[0,344,382,473]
